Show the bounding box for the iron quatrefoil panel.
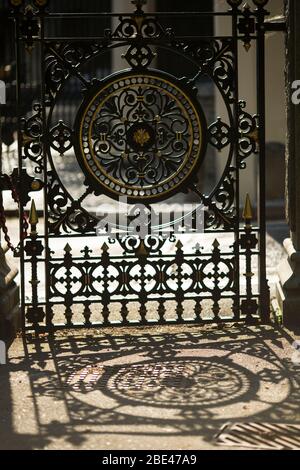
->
[74,70,208,203]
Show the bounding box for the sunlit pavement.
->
[0,323,299,450]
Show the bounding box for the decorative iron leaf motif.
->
[21,103,43,173]
[193,167,236,230]
[123,44,156,69]
[116,235,167,255]
[111,14,168,40]
[238,101,259,168]
[49,121,73,155]
[44,49,69,104]
[44,42,106,103]
[208,102,258,166]
[213,170,236,216]
[182,39,235,103]
[208,118,233,151]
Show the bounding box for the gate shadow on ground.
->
[1,324,300,449]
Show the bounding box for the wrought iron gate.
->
[7,0,271,331]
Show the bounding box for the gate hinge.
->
[263,15,286,32]
[0,168,43,206]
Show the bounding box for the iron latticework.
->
[7,0,270,330]
[74,70,207,202]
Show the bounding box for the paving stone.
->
[0,323,299,450]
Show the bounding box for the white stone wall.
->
[214,0,286,206]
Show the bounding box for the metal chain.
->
[0,176,29,255]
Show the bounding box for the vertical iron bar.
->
[242,194,256,323]
[256,5,270,322]
[26,201,45,328]
[14,10,26,333]
[63,244,73,326]
[175,240,184,322]
[40,9,51,330]
[231,4,240,321]
[101,242,110,325]
[137,240,148,324]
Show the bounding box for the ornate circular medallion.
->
[74,70,207,202]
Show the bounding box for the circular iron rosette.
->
[74,69,207,204]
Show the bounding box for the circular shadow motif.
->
[102,358,256,408]
[74,70,207,203]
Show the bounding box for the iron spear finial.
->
[243,193,253,221]
[29,199,38,226]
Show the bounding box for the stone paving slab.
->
[0,324,299,450]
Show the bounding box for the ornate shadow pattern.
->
[12,325,299,449]
[9,0,270,329]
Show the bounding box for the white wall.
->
[214,0,286,205]
[265,0,286,143]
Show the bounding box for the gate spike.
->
[243,193,253,221]
[29,199,38,226]
[213,238,220,249]
[64,243,72,253]
[101,242,109,252]
[176,240,183,249]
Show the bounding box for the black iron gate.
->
[7,0,271,331]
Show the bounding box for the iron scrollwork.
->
[21,103,44,173]
[48,237,237,327]
[182,39,235,104]
[74,71,207,202]
[238,101,259,168]
[11,0,270,329]
[208,118,233,151]
[47,171,97,235]
[49,121,74,156]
